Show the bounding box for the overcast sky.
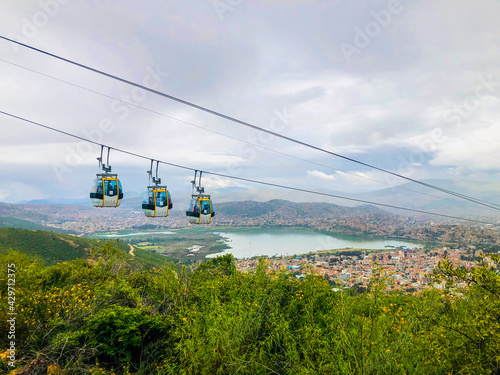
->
[0,0,499,204]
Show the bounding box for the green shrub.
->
[0,244,499,374]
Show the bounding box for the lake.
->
[207,229,426,259]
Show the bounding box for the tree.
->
[431,254,500,372]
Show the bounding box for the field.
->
[88,227,230,262]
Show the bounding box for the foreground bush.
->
[0,245,499,374]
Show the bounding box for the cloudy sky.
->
[0,0,499,204]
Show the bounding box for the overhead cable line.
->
[1,109,498,227]
[1,36,499,212]
[0,58,474,208]
[0,35,500,210]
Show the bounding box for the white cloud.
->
[307,170,335,181]
[430,125,500,171]
[1,0,500,203]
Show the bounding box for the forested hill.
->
[215,199,393,219]
[0,228,95,264]
[0,228,170,267]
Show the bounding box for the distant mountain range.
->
[16,191,146,207]
[9,179,500,221]
[210,179,500,219]
[216,199,388,219]
[2,196,499,245]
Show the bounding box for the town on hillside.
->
[235,245,499,293]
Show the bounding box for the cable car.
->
[90,176,123,208]
[142,160,172,217]
[90,147,123,208]
[186,171,214,224]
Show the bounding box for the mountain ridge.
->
[11,179,500,218]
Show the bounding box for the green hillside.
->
[0,217,74,234]
[0,228,172,268]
